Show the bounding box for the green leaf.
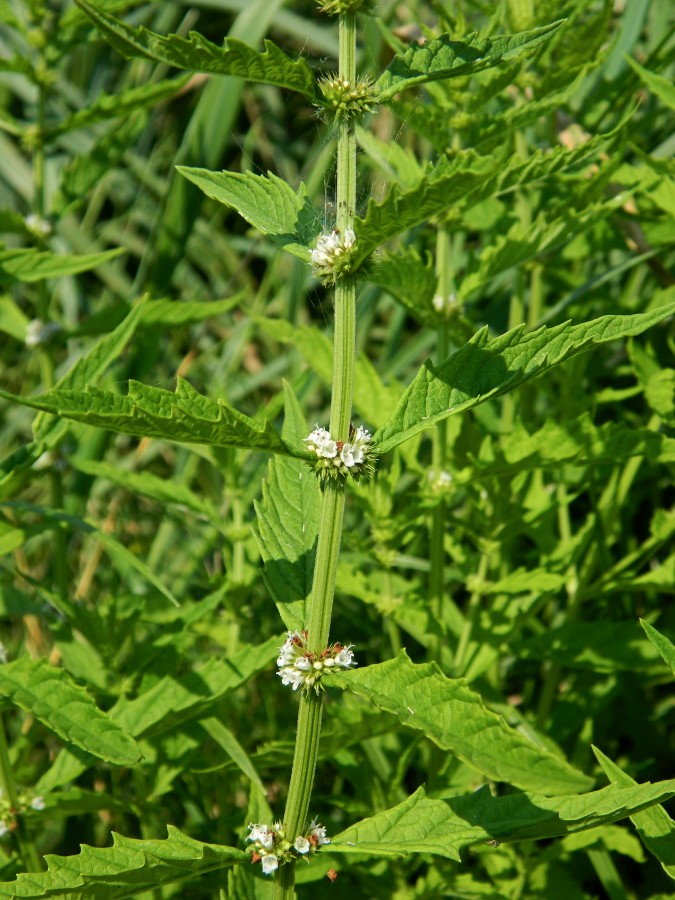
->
[625,55,675,110]
[254,384,320,631]
[0,377,304,458]
[330,780,675,860]
[374,304,675,453]
[331,651,592,794]
[0,826,246,898]
[110,635,280,739]
[49,76,190,137]
[593,747,675,880]
[353,121,627,267]
[374,21,565,103]
[640,620,675,676]
[0,247,124,285]
[0,657,140,765]
[74,0,318,100]
[177,167,316,261]
[370,249,438,327]
[516,622,665,674]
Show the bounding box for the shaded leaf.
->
[331,651,592,794]
[0,657,140,765]
[0,247,124,285]
[255,384,320,631]
[374,304,675,453]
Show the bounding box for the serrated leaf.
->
[640,620,675,676]
[330,780,675,860]
[0,377,304,458]
[0,826,246,898]
[374,304,675,453]
[177,167,316,261]
[255,384,320,631]
[74,0,318,100]
[374,21,565,103]
[0,657,140,765]
[0,247,124,285]
[331,651,592,794]
[593,747,675,879]
[352,128,620,265]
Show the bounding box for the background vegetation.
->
[0,0,674,897]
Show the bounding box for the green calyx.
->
[317,74,378,121]
[316,0,375,15]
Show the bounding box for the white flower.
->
[294,656,312,672]
[335,645,356,669]
[310,228,357,282]
[304,427,338,459]
[278,666,306,691]
[432,291,457,315]
[0,643,7,665]
[261,853,279,875]
[30,796,45,811]
[24,213,51,237]
[247,823,274,850]
[25,319,61,348]
[294,835,310,854]
[309,819,330,845]
[0,821,7,838]
[277,631,302,667]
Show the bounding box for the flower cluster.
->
[0,789,45,838]
[303,424,373,482]
[318,74,378,122]
[247,818,330,875]
[277,630,356,694]
[310,227,357,283]
[25,319,62,348]
[316,0,375,16]
[24,213,52,239]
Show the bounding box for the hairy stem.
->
[274,11,357,899]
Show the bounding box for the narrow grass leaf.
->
[330,781,675,860]
[331,652,592,794]
[374,22,565,103]
[0,247,124,285]
[593,747,675,879]
[0,657,140,765]
[640,620,675,675]
[625,56,675,109]
[255,384,320,630]
[374,304,675,453]
[0,827,246,898]
[74,0,318,99]
[0,378,303,458]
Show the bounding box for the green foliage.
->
[0,0,673,896]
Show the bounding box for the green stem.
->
[0,717,42,872]
[274,12,357,900]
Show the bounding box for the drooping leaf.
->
[331,651,592,794]
[374,304,675,453]
[374,21,565,103]
[177,168,316,261]
[0,826,246,898]
[74,0,318,100]
[329,781,675,861]
[0,657,140,765]
[640,620,675,676]
[255,384,320,631]
[0,377,304,458]
[593,747,675,879]
[0,247,124,285]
